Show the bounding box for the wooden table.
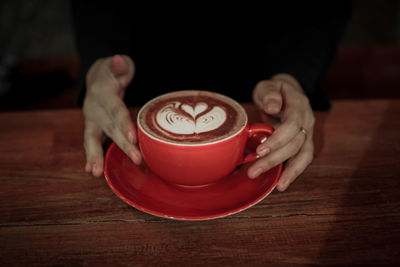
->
[0,99,399,265]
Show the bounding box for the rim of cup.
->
[137,90,248,147]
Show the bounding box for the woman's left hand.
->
[249,74,315,192]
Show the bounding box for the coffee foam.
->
[138,91,247,144]
[156,102,226,135]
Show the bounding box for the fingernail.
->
[85,162,91,172]
[277,176,289,192]
[267,104,280,113]
[95,164,104,177]
[249,168,263,179]
[91,163,97,176]
[277,182,288,192]
[128,131,135,144]
[130,150,142,165]
[257,147,270,157]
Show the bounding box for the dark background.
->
[0,0,399,111]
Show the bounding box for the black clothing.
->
[72,2,350,110]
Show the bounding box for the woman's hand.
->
[82,55,142,177]
[249,74,315,192]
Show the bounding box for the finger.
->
[111,55,128,76]
[110,55,135,89]
[90,90,138,145]
[253,80,282,114]
[83,120,104,177]
[110,98,138,145]
[256,83,307,155]
[85,161,92,172]
[88,102,142,165]
[248,130,306,179]
[260,80,283,115]
[108,124,142,165]
[107,98,137,144]
[256,117,302,157]
[276,138,314,192]
[263,91,283,115]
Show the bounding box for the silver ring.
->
[300,127,307,136]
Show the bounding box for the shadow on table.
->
[318,101,400,264]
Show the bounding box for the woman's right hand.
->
[82,54,142,177]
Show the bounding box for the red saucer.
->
[104,143,282,221]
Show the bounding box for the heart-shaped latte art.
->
[156,102,226,135]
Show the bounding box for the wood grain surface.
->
[0,100,399,265]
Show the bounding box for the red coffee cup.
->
[137,92,274,187]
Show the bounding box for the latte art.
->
[138,91,247,144]
[156,102,227,135]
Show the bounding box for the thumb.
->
[262,88,283,115]
[111,54,128,76]
[253,80,283,115]
[110,55,135,89]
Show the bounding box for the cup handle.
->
[240,123,274,165]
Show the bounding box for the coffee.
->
[138,91,247,144]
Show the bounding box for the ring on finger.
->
[300,127,307,136]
